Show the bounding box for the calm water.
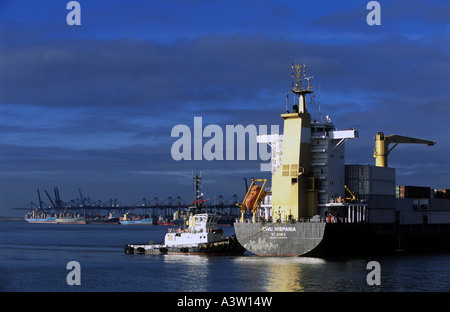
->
[0,221,449,292]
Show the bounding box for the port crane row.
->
[14,188,243,218]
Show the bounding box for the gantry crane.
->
[373,132,436,167]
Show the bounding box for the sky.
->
[1,0,449,216]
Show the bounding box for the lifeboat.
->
[245,185,266,211]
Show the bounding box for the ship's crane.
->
[344,185,357,203]
[373,132,436,167]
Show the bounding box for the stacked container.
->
[345,164,396,223]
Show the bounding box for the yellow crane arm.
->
[374,132,436,167]
[344,185,356,202]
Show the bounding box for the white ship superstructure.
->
[257,115,359,221]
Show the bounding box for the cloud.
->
[312,0,450,40]
[3,33,448,112]
[1,1,449,215]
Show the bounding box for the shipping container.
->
[429,211,450,224]
[429,198,450,211]
[398,211,426,225]
[363,194,396,209]
[345,165,395,182]
[346,179,395,196]
[368,209,395,224]
[412,199,429,210]
[434,189,450,199]
[397,186,431,198]
[395,198,414,211]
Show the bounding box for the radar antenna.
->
[290,63,314,113]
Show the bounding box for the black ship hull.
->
[86,217,120,224]
[234,222,450,257]
[124,235,246,256]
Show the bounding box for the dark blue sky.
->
[1,0,449,216]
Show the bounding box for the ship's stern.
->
[234,222,326,256]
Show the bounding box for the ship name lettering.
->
[277,226,296,232]
[263,226,296,232]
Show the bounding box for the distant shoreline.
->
[0,217,25,222]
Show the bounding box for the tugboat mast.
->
[190,173,209,214]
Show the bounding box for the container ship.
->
[55,214,86,224]
[25,212,56,224]
[119,213,154,225]
[24,211,86,224]
[233,64,450,257]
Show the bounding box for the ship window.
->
[282,164,289,176]
[291,178,297,184]
[290,164,298,176]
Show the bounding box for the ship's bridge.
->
[257,116,359,221]
[189,213,220,232]
[310,118,358,210]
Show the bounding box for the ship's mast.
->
[290,63,314,113]
[190,173,210,214]
[271,63,318,221]
[194,173,202,209]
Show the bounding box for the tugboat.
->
[124,174,245,255]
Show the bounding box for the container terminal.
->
[19,185,242,225]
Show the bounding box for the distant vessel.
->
[25,217,56,224]
[25,212,56,224]
[86,214,120,224]
[24,189,87,224]
[217,214,235,226]
[233,64,450,257]
[156,215,175,225]
[119,213,154,225]
[125,174,245,255]
[55,215,86,224]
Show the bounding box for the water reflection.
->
[153,253,450,292]
[161,255,211,292]
[233,256,327,292]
